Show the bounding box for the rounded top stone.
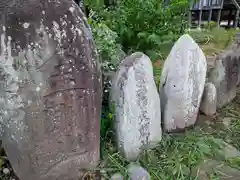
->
[120,52,147,68]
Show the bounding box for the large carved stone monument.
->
[0,0,102,179]
[159,34,207,132]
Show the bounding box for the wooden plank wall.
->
[190,0,224,10]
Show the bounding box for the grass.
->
[152,27,239,87]
[217,96,240,150]
[100,129,224,179]
[99,27,240,179]
[99,92,240,180]
[0,27,240,180]
[189,27,239,56]
[154,27,239,61]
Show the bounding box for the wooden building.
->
[189,0,240,28]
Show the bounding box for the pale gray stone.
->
[110,173,124,180]
[159,34,207,132]
[222,117,233,129]
[110,52,162,161]
[127,164,150,180]
[200,82,217,116]
[223,142,240,159]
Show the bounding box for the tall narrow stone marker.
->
[111,52,162,161]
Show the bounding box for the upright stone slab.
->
[200,82,217,116]
[0,1,102,180]
[209,47,240,108]
[111,52,162,161]
[159,34,207,132]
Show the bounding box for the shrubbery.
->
[86,0,190,136]
[88,10,125,107]
[103,0,189,54]
[88,10,125,72]
[87,0,189,61]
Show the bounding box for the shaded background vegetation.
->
[86,0,189,62]
[83,0,240,179]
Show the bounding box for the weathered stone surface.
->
[192,159,240,180]
[0,1,102,180]
[223,142,240,159]
[209,46,240,108]
[127,164,150,180]
[110,52,162,161]
[110,173,124,180]
[159,34,207,132]
[222,117,233,129]
[200,82,217,116]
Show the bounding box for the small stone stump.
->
[200,82,217,116]
[127,164,150,180]
[110,173,124,180]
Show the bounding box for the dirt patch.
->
[153,59,162,68]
